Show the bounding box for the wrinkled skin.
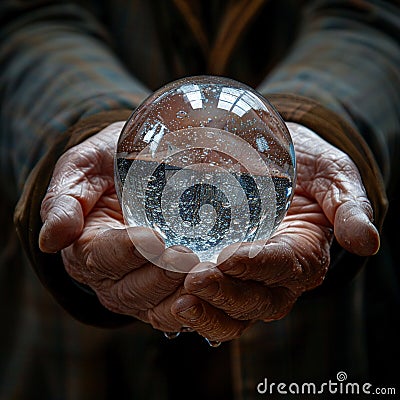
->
[39,121,380,340]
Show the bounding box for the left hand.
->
[39,121,198,332]
[171,123,380,342]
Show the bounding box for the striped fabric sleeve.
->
[257,0,400,290]
[13,110,137,327]
[257,0,400,188]
[0,1,150,198]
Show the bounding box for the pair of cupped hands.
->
[39,120,380,342]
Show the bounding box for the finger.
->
[184,266,296,321]
[92,246,196,314]
[310,155,379,256]
[156,245,200,273]
[39,167,106,253]
[218,218,331,294]
[39,122,124,252]
[95,264,184,315]
[88,226,167,279]
[217,241,301,286]
[171,295,250,342]
[39,194,84,252]
[289,123,380,256]
[62,226,165,283]
[334,200,380,256]
[99,246,198,331]
[146,288,187,332]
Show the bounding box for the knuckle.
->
[62,248,88,284]
[113,279,150,311]
[228,290,267,320]
[96,290,128,315]
[263,287,297,321]
[96,281,145,318]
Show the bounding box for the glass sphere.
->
[114,75,296,272]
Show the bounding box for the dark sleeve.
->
[14,110,137,327]
[266,94,388,293]
[258,0,400,185]
[0,0,150,197]
[257,0,400,290]
[0,1,149,326]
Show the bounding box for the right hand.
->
[171,123,380,342]
[39,121,198,332]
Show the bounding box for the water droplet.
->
[176,110,188,119]
[181,326,194,333]
[205,338,221,347]
[206,131,214,138]
[181,155,190,163]
[247,225,258,236]
[163,331,181,340]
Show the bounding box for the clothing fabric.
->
[1,1,399,399]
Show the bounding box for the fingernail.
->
[189,280,220,296]
[189,262,216,273]
[365,220,380,255]
[158,247,200,273]
[38,221,57,253]
[337,213,381,257]
[176,304,201,320]
[354,214,380,256]
[185,266,221,294]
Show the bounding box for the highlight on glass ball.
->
[114,75,296,272]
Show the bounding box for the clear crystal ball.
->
[114,76,296,271]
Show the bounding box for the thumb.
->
[38,121,125,253]
[39,193,84,253]
[334,200,380,256]
[288,122,380,257]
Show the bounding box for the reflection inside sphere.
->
[114,75,296,272]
